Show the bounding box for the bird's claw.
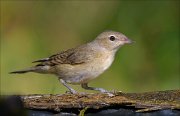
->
[99,89,115,97]
[105,92,115,97]
[65,89,77,94]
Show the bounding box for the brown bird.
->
[10,30,132,95]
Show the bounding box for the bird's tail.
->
[10,67,35,74]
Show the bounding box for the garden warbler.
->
[10,30,132,94]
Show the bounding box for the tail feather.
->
[10,68,34,74]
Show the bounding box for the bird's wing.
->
[33,46,94,66]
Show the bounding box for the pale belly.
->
[55,54,115,84]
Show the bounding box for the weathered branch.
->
[21,90,180,112]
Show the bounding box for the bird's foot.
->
[98,88,115,97]
[65,89,77,94]
[105,92,115,97]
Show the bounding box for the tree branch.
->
[21,90,180,112]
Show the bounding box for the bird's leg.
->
[81,83,113,95]
[59,79,77,94]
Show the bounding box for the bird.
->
[10,30,132,95]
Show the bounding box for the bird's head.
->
[95,30,132,51]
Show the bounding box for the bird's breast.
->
[55,51,115,84]
[92,52,115,73]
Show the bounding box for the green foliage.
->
[1,0,179,94]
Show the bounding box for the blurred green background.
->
[1,0,179,94]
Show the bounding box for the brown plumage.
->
[10,30,132,95]
[34,45,95,67]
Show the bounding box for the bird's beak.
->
[124,38,134,44]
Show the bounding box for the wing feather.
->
[34,46,94,67]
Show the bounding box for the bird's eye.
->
[109,36,116,41]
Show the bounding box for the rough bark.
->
[21,90,180,113]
